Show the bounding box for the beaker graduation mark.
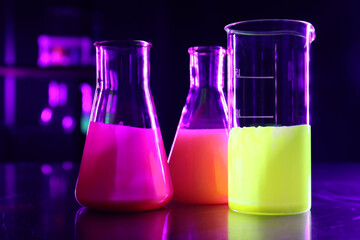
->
[237,76,274,79]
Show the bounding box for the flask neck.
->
[95,41,151,90]
[189,46,226,89]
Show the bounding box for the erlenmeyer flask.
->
[168,46,228,204]
[75,40,173,211]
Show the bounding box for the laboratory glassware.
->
[168,46,229,204]
[226,20,315,214]
[75,40,173,211]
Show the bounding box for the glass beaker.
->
[225,20,315,215]
[168,46,229,204]
[75,40,173,211]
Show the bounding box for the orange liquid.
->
[75,121,173,211]
[168,129,228,204]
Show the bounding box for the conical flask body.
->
[75,40,173,211]
[169,46,228,204]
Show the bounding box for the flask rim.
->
[94,40,152,48]
[224,19,315,42]
[188,46,226,55]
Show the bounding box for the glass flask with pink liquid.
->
[75,40,173,211]
[168,46,229,204]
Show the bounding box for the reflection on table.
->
[228,210,310,240]
[75,207,169,240]
[75,202,310,240]
[1,162,360,239]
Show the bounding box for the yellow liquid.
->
[228,125,311,215]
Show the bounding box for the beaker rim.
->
[188,46,226,55]
[224,19,315,41]
[94,40,152,48]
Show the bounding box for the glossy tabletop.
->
[0,162,359,239]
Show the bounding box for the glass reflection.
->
[167,203,229,239]
[228,210,311,240]
[75,207,169,240]
[75,204,310,240]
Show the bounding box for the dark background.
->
[0,0,359,162]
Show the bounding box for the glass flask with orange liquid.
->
[168,46,228,204]
[75,40,173,211]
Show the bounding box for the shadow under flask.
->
[75,40,173,211]
[168,46,229,204]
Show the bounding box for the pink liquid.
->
[168,129,228,204]
[75,121,173,211]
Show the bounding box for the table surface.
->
[0,162,359,240]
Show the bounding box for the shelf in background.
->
[0,66,95,79]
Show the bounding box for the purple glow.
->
[90,46,103,121]
[59,83,67,106]
[4,76,16,126]
[305,24,313,125]
[161,212,170,240]
[4,0,16,127]
[48,81,67,107]
[39,52,50,66]
[41,164,52,175]
[4,4,15,65]
[38,35,92,67]
[80,83,93,112]
[189,50,197,87]
[274,44,278,125]
[62,115,75,132]
[40,107,53,123]
[231,35,238,128]
[62,161,73,170]
[49,81,59,107]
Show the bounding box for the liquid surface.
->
[75,121,173,211]
[169,129,228,204]
[228,125,311,215]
